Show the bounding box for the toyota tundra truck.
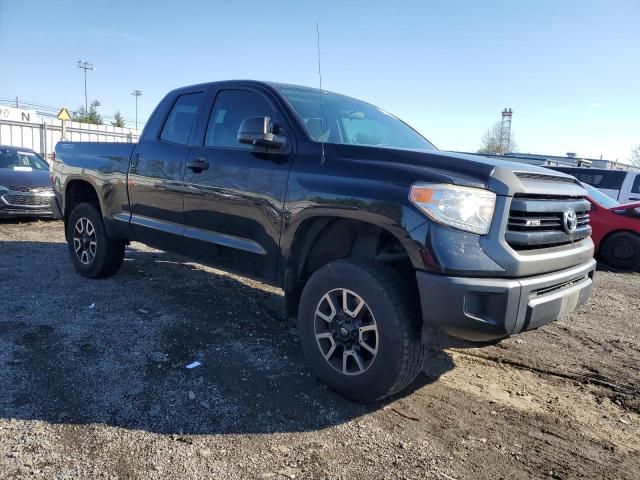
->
[51,80,596,402]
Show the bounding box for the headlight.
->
[0,185,8,194]
[409,183,496,235]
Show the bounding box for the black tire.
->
[66,202,125,278]
[600,231,640,270]
[298,259,425,403]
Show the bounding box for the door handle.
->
[186,157,209,172]
[130,153,140,170]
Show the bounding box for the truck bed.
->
[55,142,135,171]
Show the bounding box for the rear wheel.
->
[298,259,425,403]
[66,202,125,278]
[600,231,640,270]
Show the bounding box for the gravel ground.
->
[0,219,638,480]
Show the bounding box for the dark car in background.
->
[0,145,56,219]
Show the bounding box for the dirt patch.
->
[0,219,638,479]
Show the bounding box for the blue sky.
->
[1,0,638,161]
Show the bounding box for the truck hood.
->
[0,168,51,189]
[334,145,583,197]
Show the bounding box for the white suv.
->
[549,167,640,204]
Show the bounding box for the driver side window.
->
[205,90,279,149]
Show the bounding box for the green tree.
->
[111,111,126,128]
[630,145,640,167]
[477,121,517,155]
[72,100,103,125]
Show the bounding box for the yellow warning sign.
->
[57,108,72,121]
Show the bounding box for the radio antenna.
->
[316,22,326,164]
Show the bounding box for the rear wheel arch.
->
[64,179,101,215]
[63,180,101,239]
[66,202,126,278]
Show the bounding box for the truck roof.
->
[167,79,344,98]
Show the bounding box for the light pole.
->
[131,90,142,130]
[76,60,95,112]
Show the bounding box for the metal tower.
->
[499,108,513,153]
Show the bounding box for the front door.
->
[183,88,294,282]
[128,90,205,253]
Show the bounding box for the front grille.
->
[2,194,51,207]
[506,194,591,250]
[7,185,51,193]
[508,211,590,231]
[7,185,32,192]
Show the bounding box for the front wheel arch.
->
[283,216,420,319]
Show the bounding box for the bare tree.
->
[630,145,640,167]
[477,121,516,155]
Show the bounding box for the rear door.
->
[183,87,294,282]
[128,88,205,253]
[625,174,640,203]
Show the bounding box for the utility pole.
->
[76,60,95,112]
[131,90,142,130]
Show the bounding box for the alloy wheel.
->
[314,288,379,376]
[72,217,97,265]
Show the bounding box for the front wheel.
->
[66,202,125,278]
[600,231,640,270]
[298,260,425,403]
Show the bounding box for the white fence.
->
[0,106,140,161]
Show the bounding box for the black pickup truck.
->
[52,80,596,402]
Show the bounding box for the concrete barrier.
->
[0,106,140,160]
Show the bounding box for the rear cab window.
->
[160,92,204,145]
[631,175,640,194]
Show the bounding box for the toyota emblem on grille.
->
[563,209,578,233]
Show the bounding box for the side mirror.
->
[237,116,286,150]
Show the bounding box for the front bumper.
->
[0,207,56,218]
[417,258,596,342]
[0,195,59,219]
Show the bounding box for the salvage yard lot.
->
[0,220,638,480]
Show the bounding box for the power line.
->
[0,97,146,128]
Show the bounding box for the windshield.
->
[276,85,436,151]
[583,182,620,208]
[0,149,48,171]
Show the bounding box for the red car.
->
[582,183,640,270]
